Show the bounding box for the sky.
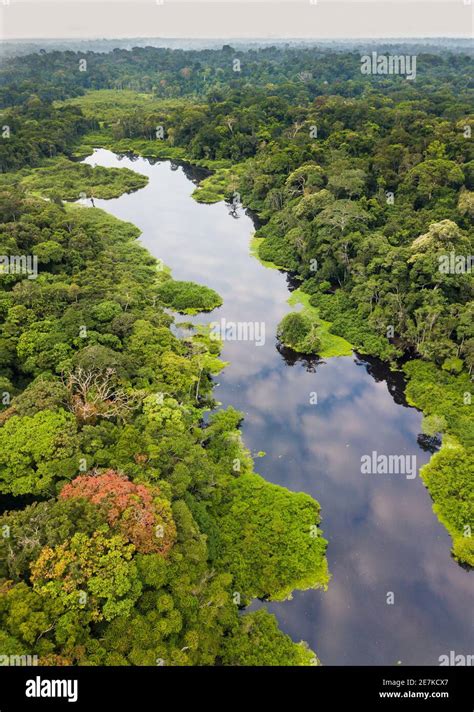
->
[0,0,473,41]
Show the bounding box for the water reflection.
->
[277,343,323,371]
[82,149,473,666]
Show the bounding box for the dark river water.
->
[82,149,473,666]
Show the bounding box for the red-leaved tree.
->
[60,471,176,555]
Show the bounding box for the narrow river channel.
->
[82,149,473,666]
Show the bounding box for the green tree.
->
[0,409,78,495]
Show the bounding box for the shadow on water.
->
[276,342,324,372]
[353,352,412,407]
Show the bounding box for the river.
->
[82,148,473,666]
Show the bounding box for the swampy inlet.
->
[0,42,472,669]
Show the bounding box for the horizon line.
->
[2,35,472,42]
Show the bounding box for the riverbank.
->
[75,149,472,665]
[0,153,331,665]
[70,127,473,567]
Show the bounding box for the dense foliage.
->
[156,279,223,313]
[277,312,321,354]
[0,192,328,664]
[0,158,148,201]
[0,43,472,667]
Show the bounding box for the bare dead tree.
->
[289,120,305,139]
[225,116,237,134]
[63,367,133,423]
